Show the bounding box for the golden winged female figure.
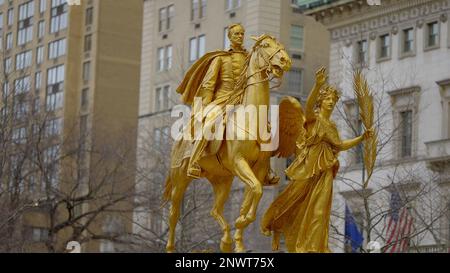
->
[261,67,374,253]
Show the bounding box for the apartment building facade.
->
[134,0,329,252]
[0,0,142,252]
[302,0,450,252]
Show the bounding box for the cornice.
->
[308,0,450,41]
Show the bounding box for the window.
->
[167,5,174,30]
[12,127,27,144]
[15,75,31,94]
[226,0,241,10]
[400,110,412,158]
[6,33,13,50]
[192,0,199,20]
[155,85,170,111]
[45,118,62,137]
[44,145,60,188]
[285,68,303,94]
[40,0,47,14]
[162,126,170,146]
[38,20,45,38]
[157,45,172,72]
[426,21,439,48]
[81,88,88,108]
[4,57,12,74]
[16,50,33,70]
[166,45,172,70]
[3,82,10,98]
[31,228,49,242]
[14,99,29,119]
[158,5,173,32]
[83,61,91,81]
[189,35,205,62]
[49,38,66,59]
[33,96,40,113]
[356,39,368,65]
[84,34,92,52]
[35,71,42,91]
[154,127,169,147]
[50,0,68,33]
[192,0,206,20]
[46,65,65,111]
[80,114,88,139]
[85,7,93,26]
[36,46,44,64]
[224,27,231,49]
[18,1,34,46]
[158,8,166,32]
[290,25,304,50]
[0,13,3,30]
[378,34,390,59]
[7,8,13,26]
[157,47,164,72]
[402,28,414,53]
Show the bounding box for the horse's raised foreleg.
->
[208,175,233,253]
[232,156,263,229]
[166,173,191,253]
[234,155,271,253]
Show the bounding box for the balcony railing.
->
[408,244,448,253]
[424,139,450,171]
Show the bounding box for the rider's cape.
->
[176,51,230,105]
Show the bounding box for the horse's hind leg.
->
[166,171,192,253]
[207,175,233,253]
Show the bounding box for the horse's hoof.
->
[166,245,175,253]
[220,238,233,253]
[234,242,246,253]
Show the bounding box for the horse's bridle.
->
[244,39,284,89]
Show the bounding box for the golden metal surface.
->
[163,24,292,253]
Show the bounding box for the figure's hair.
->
[316,85,341,109]
[227,23,245,38]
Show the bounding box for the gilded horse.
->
[163,35,293,253]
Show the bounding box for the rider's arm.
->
[198,57,221,106]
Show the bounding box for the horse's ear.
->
[250,36,259,41]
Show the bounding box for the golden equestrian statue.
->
[163,25,292,253]
[260,67,377,253]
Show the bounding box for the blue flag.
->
[345,204,364,253]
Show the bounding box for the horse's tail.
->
[161,173,172,207]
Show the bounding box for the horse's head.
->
[251,35,292,78]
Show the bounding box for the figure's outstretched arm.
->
[198,57,221,106]
[305,67,327,122]
[338,128,374,151]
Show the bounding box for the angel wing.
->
[275,96,306,158]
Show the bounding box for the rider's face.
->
[229,26,245,47]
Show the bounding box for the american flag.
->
[383,190,414,253]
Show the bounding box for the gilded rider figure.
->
[187,23,248,178]
[178,23,279,184]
